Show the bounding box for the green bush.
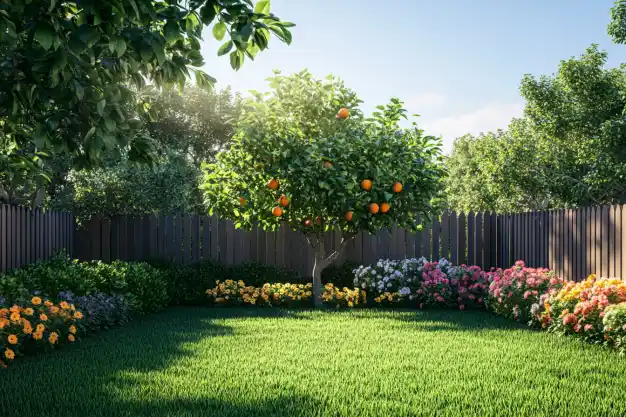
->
[322,262,360,288]
[109,261,169,315]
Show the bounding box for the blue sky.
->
[201,0,626,153]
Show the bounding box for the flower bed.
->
[1,297,84,367]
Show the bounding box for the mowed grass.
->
[2,308,626,417]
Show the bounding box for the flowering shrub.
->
[352,259,418,296]
[532,275,626,343]
[206,280,260,306]
[450,265,489,310]
[321,284,366,308]
[259,283,312,307]
[0,297,84,367]
[488,261,563,322]
[603,302,626,355]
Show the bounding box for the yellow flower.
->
[68,334,75,342]
[7,334,18,345]
[71,304,76,311]
[10,312,20,322]
[9,305,20,313]
[48,332,59,344]
[23,308,34,316]
[44,300,53,307]
[74,311,83,320]
[60,301,70,310]
[4,349,15,360]
[69,325,77,334]
[40,314,48,321]
[51,306,60,314]
[0,318,8,329]
[36,324,45,332]
[31,297,42,306]
[33,331,43,340]
[23,322,32,335]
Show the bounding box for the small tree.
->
[202,71,445,306]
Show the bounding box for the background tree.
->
[0,0,293,206]
[608,0,626,43]
[48,85,242,218]
[202,71,445,306]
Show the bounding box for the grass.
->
[2,308,626,417]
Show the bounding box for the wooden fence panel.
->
[440,211,450,261]
[450,212,458,264]
[467,213,475,266]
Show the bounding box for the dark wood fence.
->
[72,206,625,281]
[0,205,74,273]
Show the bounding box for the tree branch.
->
[322,231,356,262]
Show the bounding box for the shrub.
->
[488,261,563,322]
[59,292,131,332]
[603,302,626,354]
[259,283,313,307]
[0,297,84,367]
[533,275,626,343]
[206,280,259,306]
[113,261,169,314]
[321,284,365,308]
[322,262,360,288]
[451,265,490,310]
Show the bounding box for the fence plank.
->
[101,219,111,263]
[0,206,6,272]
[432,216,440,261]
[458,213,466,265]
[483,212,491,269]
[210,216,219,261]
[616,205,622,279]
[224,221,235,265]
[449,212,458,264]
[421,222,431,261]
[475,213,483,268]
[622,205,626,280]
[467,213,475,265]
[201,216,211,262]
[440,211,450,260]
[609,206,617,278]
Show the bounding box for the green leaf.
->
[97,99,106,116]
[200,4,217,25]
[213,21,226,41]
[217,40,234,56]
[84,126,97,141]
[152,41,166,65]
[115,38,127,57]
[254,0,270,14]
[229,50,244,70]
[35,23,55,51]
[164,21,179,43]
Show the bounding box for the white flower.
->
[386,282,392,288]
[361,282,367,289]
[371,270,376,275]
[399,287,411,295]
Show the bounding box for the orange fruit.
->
[267,179,279,190]
[392,182,403,193]
[361,179,372,191]
[337,108,350,120]
[369,203,379,214]
[278,194,289,207]
[344,211,353,222]
[239,197,247,207]
[381,202,390,213]
[323,161,333,169]
[304,219,313,227]
[272,206,283,217]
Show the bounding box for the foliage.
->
[112,261,169,314]
[608,0,626,44]
[202,70,445,304]
[445,46,626,212]
[49,152,203,221]
[488,261,563,322]
[146,86,242,165]
[321,283,365,308]
[603,302,626,355]
[59,291,131,333]
[0,297,83,367]
[321,261,360,288]
[0,0,293,205]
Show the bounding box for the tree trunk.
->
[312,243,325,308]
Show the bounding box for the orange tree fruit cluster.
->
[201,71,445,305]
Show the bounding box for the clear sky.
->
[200,0,626,153]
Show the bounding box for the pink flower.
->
[523,291,531,300]
[574,324,582,333]
[508,292,513,298]
[459,304,465,310]
[469,294,475,300]
[584,324,593,331]
[478,298,483,304]
[498,297,502,303]
[419,303,424,309]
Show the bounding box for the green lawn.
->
[2,308,626,417]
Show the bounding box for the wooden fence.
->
[72,205,625,281]
[0,205,74,273]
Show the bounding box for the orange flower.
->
[68,334,75,342]
[74,311,83,320]
[4,349,15,360]
[0,308,8,317]
[9,312,20,322]
[0,318,8,329]
[32,331,43,341]
[40,314,48,321]
[44,300,53,307]
[31,297,42,306]
[51,306,60,314]
[69,325,77,334]
[23,321,32,335]
[60,301,70,310]
[23,308,34,316]
[9,305,20,313]
[7,334,18,345]
[36,324,45,333]
[48,332,58,344]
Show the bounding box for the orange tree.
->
[201,71,445,306]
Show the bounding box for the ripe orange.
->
[278,194,289,207]
[323,161,333,169]
[267,179,279,190]
[361,179,373,191]
[304,219,313,227]
[381,202,390,213]
[337,108,350,120]
[344,211,353,222]
[272,206,283,217]
[239,197,247,207]
[369,203,379,214]
[392,182,403,193]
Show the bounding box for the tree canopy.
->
[202,70,445,305]
[0,0,293,205]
